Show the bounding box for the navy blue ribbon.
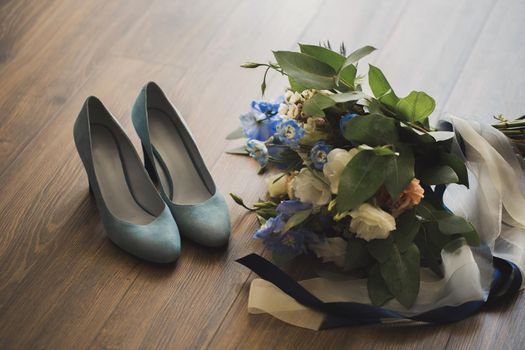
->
[237,254,521,329]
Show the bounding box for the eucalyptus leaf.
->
[281,209,312,233]
[368,64,399,108]
[380,244,420,309]
[274,51,336,90]
[368,263,394,306]
[302,93,336,117]
[384,144,414,200]
[419,165,459,185]
[226,127,246,140]
[368,236,394,263]
[337,151,391,212]
[337,64,357,88]
[341,46,376,70]
[440,153,469,187]
[342,113,399,146]
[396,91,436,122]
[225,146,249,155]
[288,76,307,92]
[299,44,345,70]
[392,209,420,252]
[329,91,367,103]
[415,223,443,277]
[437,214,478,236]
[344,235,370,271]
[443,237,467,253]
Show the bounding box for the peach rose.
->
[392,178,425,217]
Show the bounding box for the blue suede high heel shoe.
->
[132,82,230,247]
[74,96,181,263]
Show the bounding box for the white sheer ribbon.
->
[246,116,525,330]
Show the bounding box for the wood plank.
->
[0,57,186,349]
[89,1,329,349]
[208,0,499,349]
[0,0,153,172]
[0,0,523,348]
[0,0,325,349]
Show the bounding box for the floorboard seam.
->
[85,261,141,349]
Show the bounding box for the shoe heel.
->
[142,144,159,183]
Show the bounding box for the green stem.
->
[493,120,525,129]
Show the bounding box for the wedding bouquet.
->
[227,43,481,309]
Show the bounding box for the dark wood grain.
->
[0,0,524,349]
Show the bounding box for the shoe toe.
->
[171,192,231,247]
[107,207,181,263]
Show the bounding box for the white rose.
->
[349,203,396,241]
[323,148,360,194]
[309,237,347,267]
[293,168,331,206]
[266,173,288,197]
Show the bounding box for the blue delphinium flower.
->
[277,119,304,149]
[262,229,318,254]
[254,215,286,239]
[246,139,269,167]
[340,113,357,135]
[276,200,312,218]
[309,141,333,170]
[251,96,284,116]
[240,110,283,141]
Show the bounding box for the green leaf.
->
[343,46,376,67]
[225,146,249,155]
[419,165,459,185]
[337,64,357,88]
[415,223,443,276]
[392,209,421,252]
[443,237,467,253]
[344,235,370,271]
[440,153,469,187]
[342,113,399,146]
[337,151,391,212]
[273,51,336,90]
[288,76,307,92]
[299,44,345,70]
[384,145,414,200]
[368,64,399,108]
[396,91,436,122]
[329,91,367,103]
[226,127,245,140]
[437,214,480,246]
[281,209,312,233]
[368,236,394,263]
[380,244,420,309]
[336,45,375,88]
[368,263,394,306]
[302,93,336,117]
[415,203,480,247]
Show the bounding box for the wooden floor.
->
[1,0,524,349]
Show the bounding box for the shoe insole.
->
[91,124,156,225]
[148,108,211,204]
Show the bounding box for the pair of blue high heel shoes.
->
[74,82,230,263]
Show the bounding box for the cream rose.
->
[349,203,396,241]
[309,237,347,267]
[323,148,360,194]
[266,173,288,197]
[293,168,331,206]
